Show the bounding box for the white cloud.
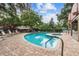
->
[36,3,57,14]
[35,3,58,23]
[36,3,43,9]
[39,10,47,13]
[42,13,58,24]
[44,3,56,10]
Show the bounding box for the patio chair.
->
[7,29,14,36]
[0,29,14,41]
[12,29,20,35]
[9,29,20,36]
[0,30,12,38]
[0,30,6,41]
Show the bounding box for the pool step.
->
[40,38,58,48]
[40,38,53,48]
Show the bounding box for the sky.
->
[31,3,64,24]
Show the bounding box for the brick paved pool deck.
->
[0,33,79,56]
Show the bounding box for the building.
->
[15,3,31,16]
[68,3,79,41]
[25,3,31,10]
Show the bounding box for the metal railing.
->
[45,36,64,56]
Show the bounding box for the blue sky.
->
[31,3,64,24]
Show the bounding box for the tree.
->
[55,22,63,32]
[38,23,52,31]
[0,3,30,29]
[21,9,42,30]
[57,3,73,29]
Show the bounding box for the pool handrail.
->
[45,35,64,56]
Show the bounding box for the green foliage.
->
[21,9,42,28]
[54,22,63,32]
[0,3,71,32]
[0,4,17,25]
[0,3,27,28]
[20,9,53,32]
[38,23,52,31]
[57,3,73,29]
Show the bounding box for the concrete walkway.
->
[62,33,79,56]
[0,33,79,56]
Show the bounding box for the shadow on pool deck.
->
[0,33,79,56]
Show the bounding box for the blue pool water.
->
[24,32,61,48]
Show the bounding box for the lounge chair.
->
[8,29,20,35]
[0,29,20,42]
[7,29,14,36]
[0,30,12,38]
[15,29,19,34]
[0,30,7,41]
[0,29,14,41]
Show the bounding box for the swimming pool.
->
[24,32,61,48]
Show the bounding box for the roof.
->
[17,26,31,29]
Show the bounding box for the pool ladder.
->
[45,36,64,56]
